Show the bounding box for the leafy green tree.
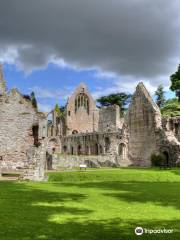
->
[161,98,180,117]
[155,84,166,108]
[30,91,38,109]
[54,103,61,116]
[97,93,132,112]
[170,64,180,101]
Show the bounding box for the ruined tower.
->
[0,64,6,94]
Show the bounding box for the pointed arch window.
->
[75,93,89,114]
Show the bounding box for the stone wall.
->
[52,154,131,169]
[127,83,161,166]
[162,116,180,142]
[65,83,99,135]
[47,83,124,139]
[0,89,45,170]
[127,82,180,166]
[98,105,123,132]
[23,139,47,181]
[61,131,128,157]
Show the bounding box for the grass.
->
[0,168,180,240]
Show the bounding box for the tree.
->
[170,64,180,101]
[30,91,38,109]
[161,98,180,117]
[54,103,61,116]
[155,84,166,108]
[97,93,132,112]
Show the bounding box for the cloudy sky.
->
[0,0,179,111]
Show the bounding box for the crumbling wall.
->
[61,132,126,156]
[162,116,180,142]
[0,89,40,169]
[98,105,123,132]
[127,82,180,166]
[126,83,161,166]
[52,154,130,169]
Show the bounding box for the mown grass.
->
[0,168,180,240]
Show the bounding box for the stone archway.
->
[47,137,60,154]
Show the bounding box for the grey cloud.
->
[0,0,180,85]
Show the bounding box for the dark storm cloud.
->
[0,0,180,83]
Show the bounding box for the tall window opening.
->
[75,93,89,114]
[118,143,127,158]
[105,137,110,153]
[32,125,39,147]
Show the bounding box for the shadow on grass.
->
[171,169,180,176]
[0,181,179,240]
[61,181,180,210]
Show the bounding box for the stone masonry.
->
[0,65,47,180]
[48,82,180,169]
[0,64,179,176]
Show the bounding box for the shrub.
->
[151,153,166,166]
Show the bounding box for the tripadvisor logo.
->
[135,227,143,235]
[135,226,173,235]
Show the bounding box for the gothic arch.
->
[75,93,89,114]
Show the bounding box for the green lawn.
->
[0,168,180,240]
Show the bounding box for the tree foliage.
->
[54,103,61,116]
[170,64,180,101]
[97,93,132,112]
[30,91,38,109]
[161,98,180,117]
[155,84,166,108]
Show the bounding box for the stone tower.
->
[0,64,6,94]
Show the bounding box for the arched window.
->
[75,93,89,114]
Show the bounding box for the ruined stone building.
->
[0,65,47,180]
[0,64,180,180]
[48,82,180,169]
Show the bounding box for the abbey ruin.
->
[0,65,179,180]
